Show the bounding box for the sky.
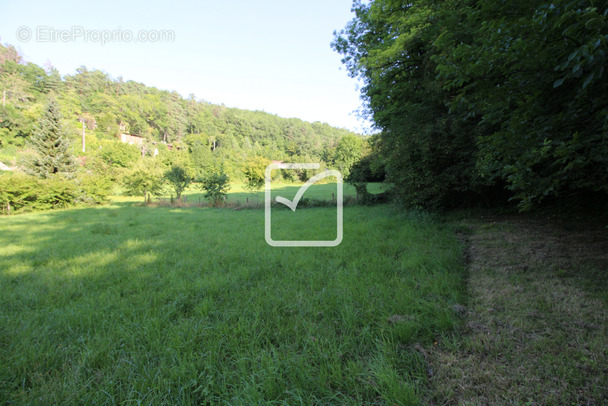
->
[0,0,371,133]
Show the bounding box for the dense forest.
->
[0,42,362,181]
[334,0,607,210]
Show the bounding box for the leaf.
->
[585,18,601,30]
[581,73,594,89]
[553,77,565,88]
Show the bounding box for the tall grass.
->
[0,204,464,405]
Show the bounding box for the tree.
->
[243,156,270,193]
[99,140,141,168]
[333,0,481,209]
[200,169,230,207]
[164,163,192,203]
[122,159,164,203]
[335,0,608,210]
[332,134,364,177]
[346,154,386,201]
[185,132,216,178]
[24,96,76,178]
[433,0,608,209]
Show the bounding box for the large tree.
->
[335,0,607,210]
[333,0,482,209]
[122,159,165,203]
[24,96,76,178]
[434,0,608,209]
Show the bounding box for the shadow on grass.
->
[0,204,464,405]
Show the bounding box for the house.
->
[119,133,146,146]
[118,133,158,157]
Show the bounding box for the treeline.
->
[334,0,607,210]
[0,43,370,213]
[0,43,362,181]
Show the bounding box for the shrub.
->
[0,172,112,214]
[200,169,230,207]
[0,173,39,214]
[100,140,141,168]
[165,164,192,202]
[76,174,114,204]
[122,159,165,203]
[243,156,270,193]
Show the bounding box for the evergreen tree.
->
[25,96,76,178]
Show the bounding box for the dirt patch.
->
[426,216,608,405]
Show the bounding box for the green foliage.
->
[0,172,108,214]
[434,0,608,209]
[122,159,165,203]
[0,128,11,147]
[346,154,387,204]
[243,156,270,193]
[334,0,608,210]
[161,150,195,202]
[99,140,141,168]
[23,96,76,178]
[75,173,114,204]
[164,164,193,202]
[0,172,38,213]
[333,1,480,209]
[200,169,231,207]
[184,132,216,178]
[0,42,364,203]
[330,133,364,177]
[33,176,78,209]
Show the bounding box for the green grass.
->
[112,182,388,205]
[0,203,464,405]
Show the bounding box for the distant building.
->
[119,133,146,146]
[119,133,158,157]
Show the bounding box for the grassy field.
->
[113,182,388,205]
[0,202,464,404]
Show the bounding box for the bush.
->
[200,170,230,207]
[0,172,112,214]
[243,156,270,193]
[122,159,165,203]
[165,164,192,202]
[0,173,39,213]
[346,155,388,205]
[99,140,141,168]
[76,174,114,204]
